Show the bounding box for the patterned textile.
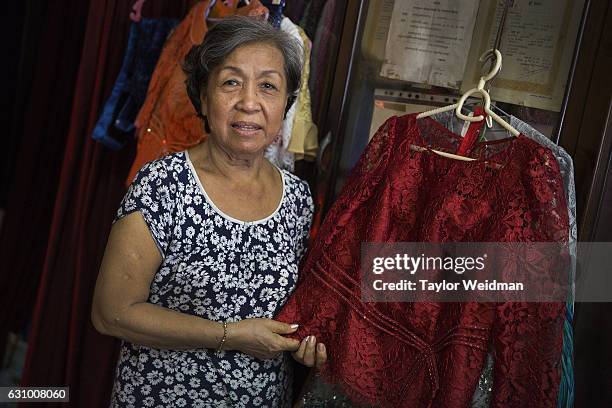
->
[127,1,212,186]
[509,116,576,408]
[92,18,178,150]
[277,113,568,408]
[127,0,289,185]
[263,17,303,172]
[429,111,576,407]
[207,0,269,21]
[110,150,314,407]
[261,0,286,28]
[264,17,318,169]
[288,25,318,162]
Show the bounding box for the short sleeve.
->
[296,180,315,262]
[113,160,174,258]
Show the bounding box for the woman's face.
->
[201,42,288,159]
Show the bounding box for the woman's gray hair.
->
[183,16,303,130]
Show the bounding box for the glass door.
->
[321,0,587,211]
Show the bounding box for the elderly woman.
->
[92,16,326,407]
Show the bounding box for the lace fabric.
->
[277,113,569,408]
[431,112,577,408]
[428,111,576,251]
[508,116,576,408]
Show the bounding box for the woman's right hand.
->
[225,318,301,359]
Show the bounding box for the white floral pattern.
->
[109,151,314,407]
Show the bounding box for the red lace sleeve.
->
[489,141,569,407]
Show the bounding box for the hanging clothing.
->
[507,116,577,260]
[276,113,569,408]
[207,0,269,21]
[300,0,327,39]
[429,111,577,408]
[284,0,306,23]
[261,0,286,28]
[126,1,272,186]
[265,17,319,171]
[308,0,339,124]
[92,18,179,150]
[111,151,314,407]
[509,115,576,408]
[263,16,302,171]
[428,112,576,247]
[288,25,318,162]
[126,0,211,186]
[263,16,318,170]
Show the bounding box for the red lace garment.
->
[276,113,569,408]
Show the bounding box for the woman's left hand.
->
[291,335,327,368]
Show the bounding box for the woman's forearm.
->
[93,301,224,350]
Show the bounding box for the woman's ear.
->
[199,92,208,117]
[283,96,290,120]
[199,92,211,133]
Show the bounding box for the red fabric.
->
[0,0,91,356]
[276,113,569,408]
[17,2,197,407]
[456,106,485,156]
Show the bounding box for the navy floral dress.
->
[109,150,314,408]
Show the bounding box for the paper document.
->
[380,0,480,89]
[461,0,584,111]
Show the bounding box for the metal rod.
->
[553,0,590,145]
[493,0,514,52]
[484,0,515,93]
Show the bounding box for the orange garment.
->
[127,1,210,186]
[208,0,269,19]
[126,0,269,186]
